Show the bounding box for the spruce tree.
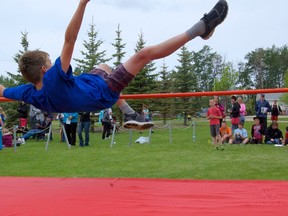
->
[123,31,157,112]
[155,61,173,123]
[111,24,126,125]
[173,46,195,125]
[5,31,30,127]
[73,18,111,74]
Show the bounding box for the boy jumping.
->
[0,0,228,130]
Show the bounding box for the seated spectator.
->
[264,121,283,144]
[250,117,265,144]
[219,121,232,144]
[18,112,52,144]
[2,128,13,147]
[229,122,249,144]
[284,127,288,146]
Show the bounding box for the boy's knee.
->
[135,47,152,62]
[98,63,112,74]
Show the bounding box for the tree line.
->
[1,21,288,127]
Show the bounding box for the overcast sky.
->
[0,0,287,76]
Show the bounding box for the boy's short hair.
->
[18,50,49,84]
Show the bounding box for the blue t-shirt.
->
[3,57,120,112]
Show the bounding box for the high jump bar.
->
[0,88,288,102]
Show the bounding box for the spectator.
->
[29,104,44,129]
[229,122,249,144]
[57,113,65,142]
[219,121,232,144]
[141,104,153,133]
[0,106,6,127]
[101,108,113,140]
[271,100,282,121]
[264,121,283,144]
[18,112,52,144]
[78,112,91,147]
[250,117,264,144]
[142,104,150,122]
[207,99,223,150]
[2,128,13,147]
[237,96,246,125]
[230,95,241,134]
[214,96,225,127]
[17,101,30,128]
[284,127,288,146]
[63,113,78,146]
[255,94,271,133]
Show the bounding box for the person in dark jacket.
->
[230,95,241,134]
[17,101,30,128]
[265,121,283,144]
[255,94,271,133]
[78,112,91,147]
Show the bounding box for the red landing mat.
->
[0,177,288,216]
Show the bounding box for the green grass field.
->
[1,118,288,180]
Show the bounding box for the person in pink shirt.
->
[237,96,246,125]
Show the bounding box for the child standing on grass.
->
[207,99,223,150]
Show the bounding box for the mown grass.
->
[0,119,288,180]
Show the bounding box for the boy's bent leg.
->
[123,0,228,76]
[116,99,154,130]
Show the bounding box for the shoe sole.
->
[201,0,228,40]
[124,121,154,130]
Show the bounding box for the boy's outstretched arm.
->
[60,0,90,73]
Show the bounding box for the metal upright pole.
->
[128,130,133,147]
[13,125,17,152]
[110,124,116,148]
[45,124,53,151]
[169,121,172,144]
[192,121,196,142]
[61,124,71,149]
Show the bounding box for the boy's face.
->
[238,124,243,129]
[44,55,52,71]
[209,100,215,107]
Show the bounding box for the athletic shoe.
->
[124,112,145,122]
[200,0,228,40]
[17,138,25,145]
[124,112,154,130]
